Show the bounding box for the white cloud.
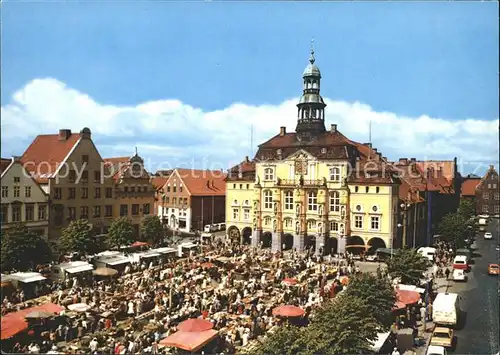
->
[1,77,498,173]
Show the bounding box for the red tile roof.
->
[0,158,12,175]
[226,157,256,181]
[175,168,226,196]
[104,156,150,182]
[461,178,480,196]
[152,176,169,190]
[20,133,80,183]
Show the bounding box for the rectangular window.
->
[355,186,359,193]
[38,205,46,220]
[493,183,497,189]
[68,207,76,220]
[376,187,380,193]
[25,186,31,198]
[233,184,236,189]
[482,205,488,213]
[80,206,89,219]
[330,221,339,232]
[81,187,88,199]
[308,191,318,211]
[13,186,20,198]
[285,219,293,228]
[307,220,316,229]
[13,176,20,183]
[124,186,129,192]
[370,216,380,230]
[12,205,21,222]
[488,184,491,189]
[105,187,113,198]
[1,186,8,198]
[246,184,250,189]
[264,190,273,209]
[132,204,140,215]
[25,204,34,221]
[264,217,271,226]
[68,170,76,183]
[284,191,294,210]
[264,168,275,181]
[167,185,171,192]
[94,171,101,183]
[120,204,128,217]
[68,188,76,199]
[233,208,239,220]
[354,215,363,229]
[180,185,183,192]
[93,206,101,218]
[244,209,250,220]
[365,186,369,193]
[329,167,341,182]
[105,205,113,217]
[483,192,489,199]
[165,196,170,204]
[81,171,89,183]
[53,188,62,200]
[173,197,177,205]
[173,186,177,193]
[95,187,101,198]
[143,204,150,215]
[82,154,89,163]
[494,205,500,214]
[329,192,340,212]
[1,205,8,223]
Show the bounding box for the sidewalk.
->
[403,275,450,355]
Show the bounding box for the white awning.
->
[66,265,94,274]
[140,253,161,259]
[180,243,197,249]
[19,275,47,283]
[152,247,176,254]
[105,258,130,266]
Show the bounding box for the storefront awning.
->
[66,265,94,274]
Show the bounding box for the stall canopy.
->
[370,331,392,353]
[1,303,64,339]
[130,241,150,248]
[398,284,425,294]
[178,318,214,332]
[151,247,176,255]
[9,272,46,283]
[272,305,305,318]
[393,289,421,310]
[180,242,197,249]
[58,261,94,274]
[159,330,218,352]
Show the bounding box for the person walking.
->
[445,268,450,280]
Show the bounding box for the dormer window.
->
[321,148,327,154]
[264,168,275,181]
[277,149,282,156]
[329,167,341,182]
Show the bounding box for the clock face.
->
[295,158,308,175]
[372,206,378,212]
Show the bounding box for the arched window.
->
[329,191,340,212]
[263,190,273,209]
[284,191,294,210]
[308,191,318,211]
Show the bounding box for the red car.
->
[452,255,469,271]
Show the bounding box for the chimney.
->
[331,124,337,133]
[245,156,250,163]
[58,129,72,141]
[279,127,286,136]
[206,180,210,188]
[399,158,408,165]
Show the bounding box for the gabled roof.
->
[461,178,480,197]
[0,158,13,176]
[167,168,226,196]
[476,165,499,191]
[226,157,256,181]
[20,132,81,183]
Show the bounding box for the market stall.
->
[50,261,94,282]
[159,329,219,352]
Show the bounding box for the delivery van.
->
[418,247,436,262]
[432,292,461,327]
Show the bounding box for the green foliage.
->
[457,199,476,221]
[438,212,469,248]
[140,215,164,245]
[252,324,312,355]
[343,272,396,330]
[59,219,95,255]
[386,248,429,285]
[307,295,380,355]
[106,217,135,250]
[1,223,52,271]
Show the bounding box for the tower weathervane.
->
[309,38,315,64]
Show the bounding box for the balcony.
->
[277,178,325,187]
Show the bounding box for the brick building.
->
[475,165,500,215]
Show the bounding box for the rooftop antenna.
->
[368,120,372,160]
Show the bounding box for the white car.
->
[427,345,447,355]
[452,269,467,282]
[484,232,493,240]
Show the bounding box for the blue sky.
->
[1,1,498,174]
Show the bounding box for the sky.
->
[1,1,499,175]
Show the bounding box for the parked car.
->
[484,232,493,240]
[452,269,467,282]
[430,327,454,349]
[452,255,469,271]
[426,345,447,355]
[488,264,499,275]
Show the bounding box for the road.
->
[447,218,499,355]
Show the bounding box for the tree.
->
[1,223,52,271]
[251,325,312,355]
[307,295,380,355]
[343,271,396,330]
[141,215,164,245]
[457,199,476,221]
[59,219,95,255]
[386,248,430,285]
[106,217,135,250]
[438,213,469,248]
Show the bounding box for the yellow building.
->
[226,49,401,254]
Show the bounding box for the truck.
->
[432,293,461,327]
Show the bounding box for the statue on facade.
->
[296,203,301,217]
[254,200,259,211]
[299,174,305,186]
[274,202,279,215]
[341,176,348,188]
[340,205,346,219]
[318,222,323,234]
[253,218,257,229]
[318,205,324,218]
[295,222,300,234]
[273,220,277,232]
